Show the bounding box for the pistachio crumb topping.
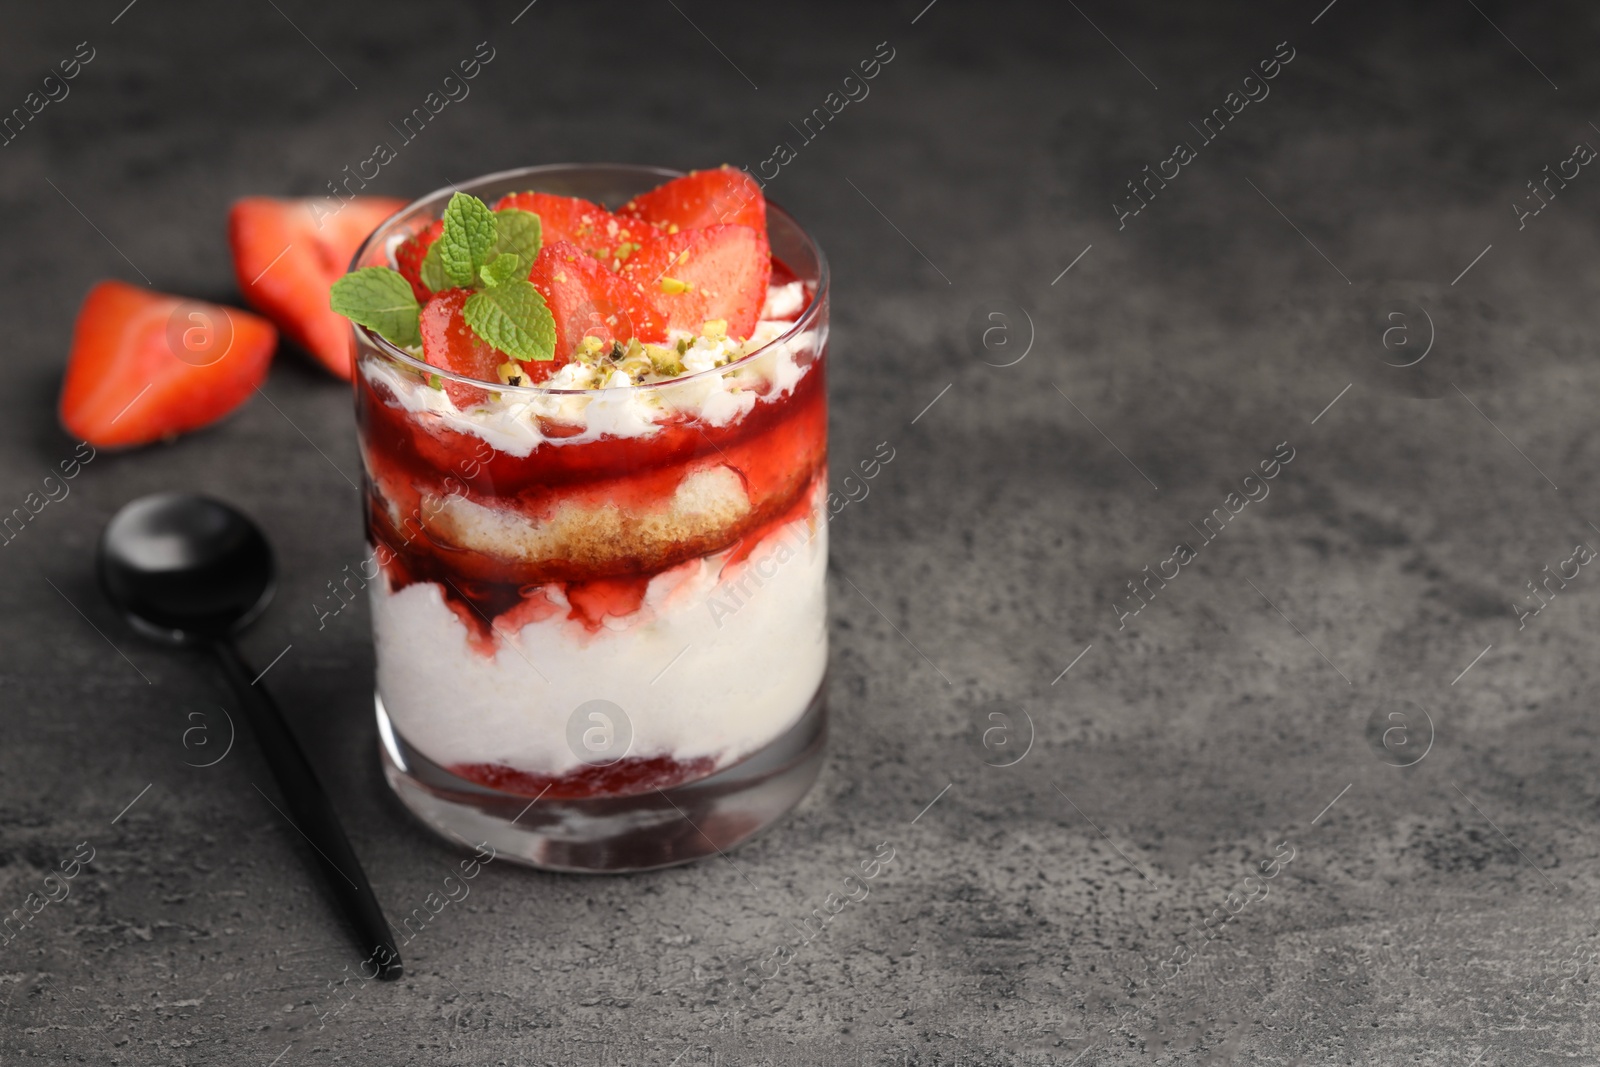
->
[660,277,691,294]
[644,343,684,376]
[507,294,798,391]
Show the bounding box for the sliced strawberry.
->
[59,281,277,449]
[395,219,444,302]
[419,288,506,405]
[619,166,766,232]
[621,225,771,339]
[491,192,651,263]
[528,240,667,359]
[229,196,405,379]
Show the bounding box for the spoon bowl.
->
[98,492,275,643]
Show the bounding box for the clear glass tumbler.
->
[348,165,829,871]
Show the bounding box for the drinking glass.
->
[348,164,829,871]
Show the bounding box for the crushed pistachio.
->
[701,318,728,340]
[644,343,684,376]
[577,335,606,362]
[666,223,680,235]
[675,337,689,356]
[607,341,625,363]
[660,276,691,294]
[496,360,525,386]
[426,373,443,390]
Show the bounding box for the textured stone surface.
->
[3,1,1599,1063]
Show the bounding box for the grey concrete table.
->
[4,1,1597,1063]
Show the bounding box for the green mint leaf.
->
[438,192,498,289]
[329,267,421,348]
[462,279,557,362]
[492,208,542,266]
[479,252,522,288]
[419,238,447,293]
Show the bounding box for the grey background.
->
[3,0,1598,1063]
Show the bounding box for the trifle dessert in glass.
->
[335,165,828,871]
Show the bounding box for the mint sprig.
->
[418,239,446,293]
[464,282,556,362]
[491,208,542,265]
[438,192,498,289]
[329,267,421,348]
[480,251,522,288]
[329,191,558,365]
[463,253,556,362]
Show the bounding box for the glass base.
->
[376,683,827,872]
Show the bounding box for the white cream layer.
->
[360,281,818,457]
[371,507,828,777]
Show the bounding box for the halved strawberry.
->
[528,240,666,359]
[418,287,572,401]
[491,192,651,263]
[620,225,771,339]
[619,166,765,232]
[395,219,444,302]
[419,288,504,405]
[229,196,405,379]
[59,281,277,449]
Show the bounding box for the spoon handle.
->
[211,640,403,980]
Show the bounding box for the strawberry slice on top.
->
[417,285,573,401]
[619,166,765,232]
[229,196,405,379]
[621,224,771,339]
[419,288,511,404]
[491,192,650,264]
[395,219,444,302]
[527,240,666,359]
[59,281,277,449]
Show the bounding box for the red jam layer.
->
[450,754,717,800]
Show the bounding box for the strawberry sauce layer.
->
[451,754,719,800]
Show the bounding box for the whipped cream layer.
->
[361,281,819,456]
[372,503,828,776]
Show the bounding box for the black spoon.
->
[98,492,401,980]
